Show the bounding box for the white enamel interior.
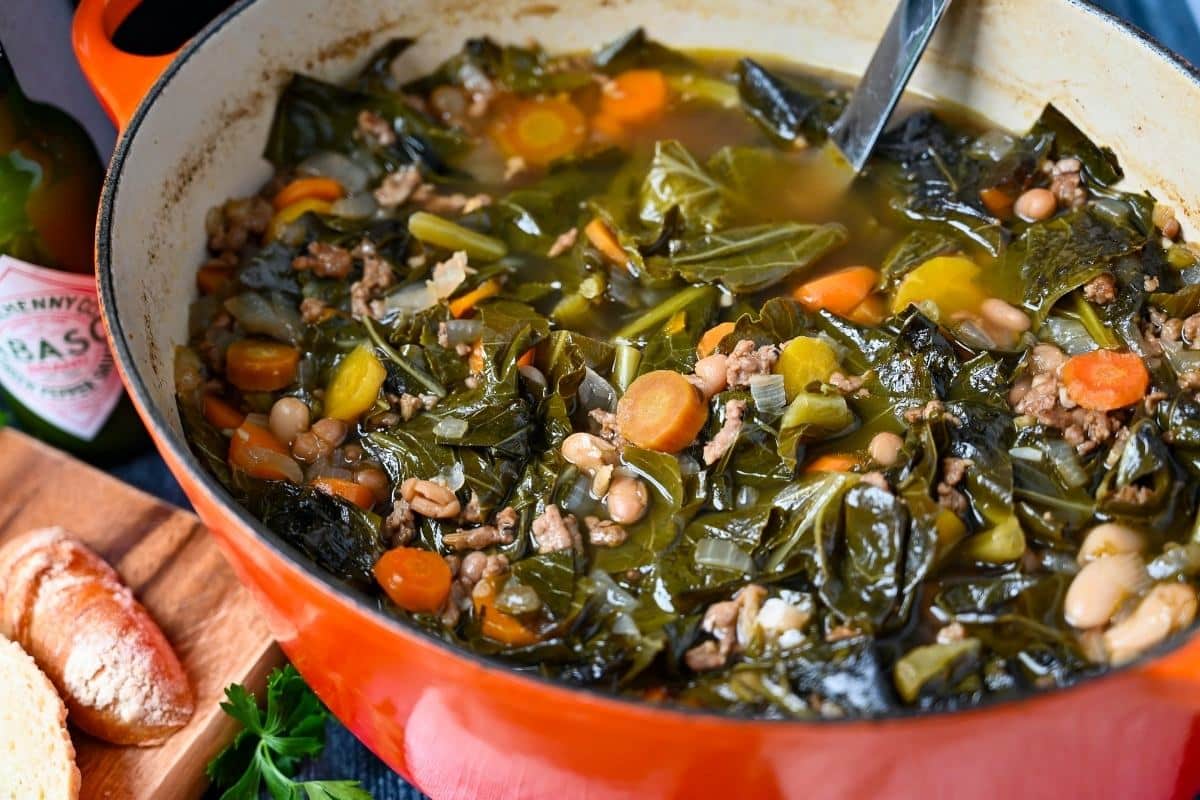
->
[105,0,1200,437]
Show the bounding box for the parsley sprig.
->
[207,666,373,800]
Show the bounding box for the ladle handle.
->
[829,0,954,173]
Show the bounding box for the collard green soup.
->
[177,30,1200,718]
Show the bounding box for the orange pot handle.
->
[71,0,180,131]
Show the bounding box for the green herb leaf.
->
[207,666,374,800]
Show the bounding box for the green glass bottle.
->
[0,41,146,463]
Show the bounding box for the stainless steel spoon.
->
[828,0,955,173]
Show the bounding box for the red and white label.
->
[0,255,122,441]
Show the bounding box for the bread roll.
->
[0,527,194,746]
[0,634,80,799]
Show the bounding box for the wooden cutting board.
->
[0,428,283,800]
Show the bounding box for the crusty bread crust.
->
[0,527,194,746]
[0,634,80,800]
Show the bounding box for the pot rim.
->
[96,0,1200,728]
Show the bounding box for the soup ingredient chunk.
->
[1060,350,1151,411]
[375,547,453,614]
[616,370,709,453]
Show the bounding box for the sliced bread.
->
[0,634,80,800]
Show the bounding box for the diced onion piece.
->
[330,192,378,219]
[296,151,370,192]
[1008,446,1043,462]
[442,318,483,346]
[749,373,787,414]
[1043,316,1097,356]
[695,537,755,574]
[1040,438,1089,489]
[433,416,469,439]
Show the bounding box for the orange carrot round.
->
[473,576,540,646]
[1060,350,1150,411]
[846,294,886,326]
[374,547,452,614]
[311,477,377,510]
[225,339,300,392]
[228,421,300,482]
[202,393,245,431]
[697,321,736,357]
[616,370,709,453]
[584,218,628,268]
[272,176,344,211]
[492,96,587,166]
[449,279,502,318]
[794,266,879,315]
[803,453,862,473]
[601,69,669,124]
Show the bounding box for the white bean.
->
[980,297,1031,334]
[561,432,618,469]
[868,431,905,467]
[1104,583,1198,665]
[1014,187,1057,222]
[1077,522,1144,565]
[606,475,649,525]
[268,396,311,445]
[692,354,729,399]
[1063,553,1147,629]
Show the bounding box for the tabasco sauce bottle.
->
[0,41,144,462]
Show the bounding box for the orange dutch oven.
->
[73,0,1200,797]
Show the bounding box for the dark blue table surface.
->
[9,1,1200,798]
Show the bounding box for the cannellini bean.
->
[1031,343,1067,373]
[1104,583,1198,665]
[868,431,905,467]
[400,477,461,518]
[980,298,1031,334]
[268,396,311,445]
[1064,553,1148,629]
[1014,187,1057,222]
[354,465,390,500]
[561,432,618,469]
[1077,522,1144,565]
[291,431,321,463]
[606,474,649,525]
[692,354,729,399]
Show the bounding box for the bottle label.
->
[0,255,123,441]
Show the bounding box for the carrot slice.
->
[697,321,736,357]
[601,69,669,124]
[803,453,861,473]
[616,370,709,453]
[492,96,587,166]
[228,422,299,481]
[590,111,627,144]
[846,294,886,326]
[1060,350,1150,411]
[473,576,540,646]
[272,176,345,211]
[202,393,245,430]
[979,186,1014,219]
[225,339,300,392]
[794,266,879,315]
[449,279,502,318]
[584,218,628,267]
[517,348,536,368]
[196,263,233,295]
[374,547,452,614]
[312,477,376,510]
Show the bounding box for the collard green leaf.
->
[639,140,736,230]
[818,484,908,629]
[1030,104,1122,186]
[653,222,848,293]
[247,482,385,586]
[592,28,694,74]
[1008,206,1148,326]
[594,446,684,572]
[510,550,577,619]
[354,38,415,94]
[736,59,843,146]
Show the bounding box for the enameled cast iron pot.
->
[72,0,1200,796]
